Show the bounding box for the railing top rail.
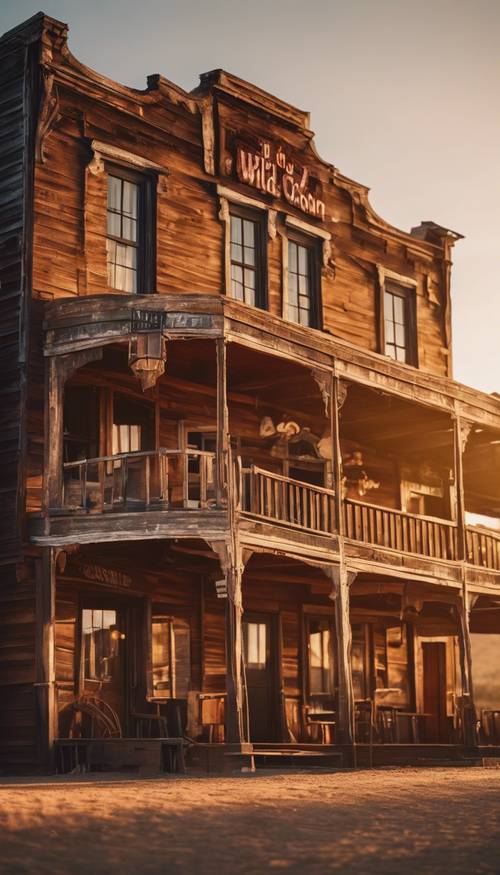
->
[466,523,500,540]
[63,448,215,468]
[248,464,336,497]
[345,495,457,528]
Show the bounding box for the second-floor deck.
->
[29,448,500,578]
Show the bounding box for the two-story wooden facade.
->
[1,12,499,774]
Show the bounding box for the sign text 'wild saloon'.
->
[236,141,325,221]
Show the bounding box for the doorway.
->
[243,614,280,743]
[79,602,130,734]
[422,642,448,742]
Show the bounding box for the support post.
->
[456,593,478,748]
[225,562,245,744]
[216,337,229,509]
[327,564,356,747]
[35,547,56,771]
[453,407,477,746]
[331,374,347,537]
[208,540,245,745]
[45,348,103,509]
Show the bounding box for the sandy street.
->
[0,767,499,875]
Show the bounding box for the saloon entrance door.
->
[243,615,280,743]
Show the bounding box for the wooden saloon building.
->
[1,12,500,774]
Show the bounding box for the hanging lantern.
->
[128,331,166,391]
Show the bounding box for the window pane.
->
[244,622,266,668]
[385,320,395,343]
[122,216,137,243]
[107,211,121,237]
[152,619,172,695]
[298,245,308,275]
[231,215,242,244]
[244,268,255,290]
[231,242,243,263]
[393,294,405,323]
[384,291,394,319]
[83,608,119,682]
[396,346,406,362]
[243,220,255,245]
[244,245,255,266]
[122,181,138,218]
[395,323,405,347]
[107,176,122,210]
[289,241,297,273]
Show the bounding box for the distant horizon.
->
[2,0,498,394]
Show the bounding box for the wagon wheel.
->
[60,696,122,739]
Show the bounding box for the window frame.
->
[285,229,322,330]
[305,613,335,701]
[105,163,156,295]
[228,203,268,310]
[378,275,418,367]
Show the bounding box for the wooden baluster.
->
[388,513,395,550]
[163,454,169,505]
[200,454,208,507]
[123,457,128,506]
[145,454,150,508]
[382,510,389,547]
[80,462,86,510]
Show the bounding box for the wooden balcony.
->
[466,525,500,571]
[35,453,500,577]
[62,448,217,512]
[344,497,458,562]
[239,465,337,537]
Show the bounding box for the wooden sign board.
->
[131,311,215,332]
[235,140,325,221]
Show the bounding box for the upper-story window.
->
[106,169,155,294]
[381,280,417,365]
[230,207,267,309]
[287,235,321,329]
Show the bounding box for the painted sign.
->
[236,141,325,220]
[78,563,133,590]
[131,311,214,332]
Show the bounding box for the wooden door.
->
[243,615,279,743]
[80,603,129,734]
[422,642,447,743]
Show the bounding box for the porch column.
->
[225,562,245,744]
[209,539,245,744]
[34,547,56,770]
[456,593,478,747]
[327,564,356,746]
[45,348,103,509]
[453,408,477,746]
[216,337,229,509]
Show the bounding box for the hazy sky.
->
[2,0,499,393]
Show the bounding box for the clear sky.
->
[2,0,499,393]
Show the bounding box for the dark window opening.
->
[106,169,155,294]
[151,613,191,699]
[230,209,267,309]
[288,236,321,328]
[382,281,417,365]
[307,617,335,698]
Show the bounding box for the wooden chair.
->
[481,709,500,745]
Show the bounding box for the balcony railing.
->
[344,497,457,561]
[59,452,500,573]
[62,448,216,512]
[239,464,337,536]
[466,525,500,571]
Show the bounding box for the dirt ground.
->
[0,767,499,875]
